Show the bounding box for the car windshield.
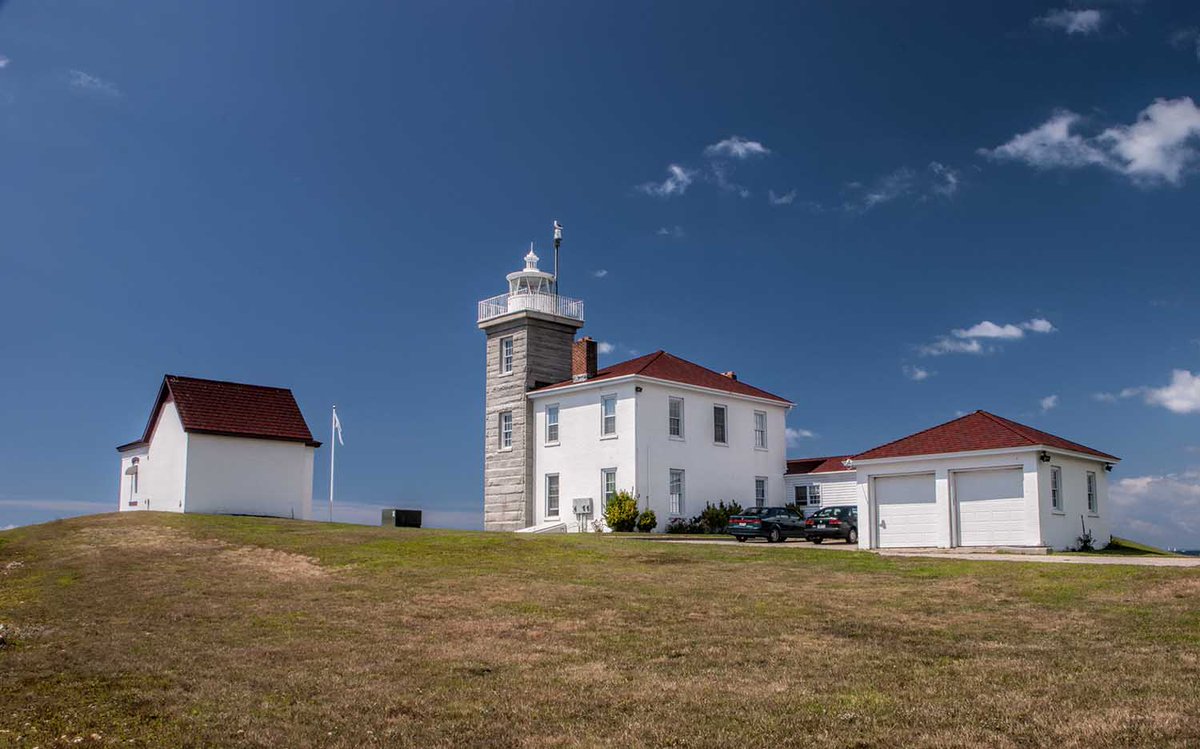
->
[738,507,772,516]
[811,508,838,518]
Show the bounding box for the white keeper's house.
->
[477,236,1120,550]
[117,375,321,519]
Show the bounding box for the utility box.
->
[382,509,422,528]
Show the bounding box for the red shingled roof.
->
[120,375,321,449]
[853,410,1117,462]
[531,350,792,404]
[786,455,855,475]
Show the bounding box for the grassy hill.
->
[2,514,1199,748]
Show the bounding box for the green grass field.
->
[2,513,1199,748]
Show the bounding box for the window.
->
[794,484,821,507]
[546,474,559,517]
[713,404,727,444]
[753,411,767,449]
[601,395,617,436]
[669,469,685,515]
[1086,471,1098,514]
[668,397,684,438]
[755,477,767,508]
[499,337,514,374]
[499,411,513,450]
[1050,466,1063,512]
[546,405,559,444]
[602,469,617,507]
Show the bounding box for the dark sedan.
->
[804,505,858,544]
[728,507,806,543]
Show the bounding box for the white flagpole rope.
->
[329,405,337,523]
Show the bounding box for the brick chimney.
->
[573,337,598,381]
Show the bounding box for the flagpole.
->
[329,405,337,523]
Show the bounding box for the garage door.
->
[954,468,1026,546]
[874,474,937,548]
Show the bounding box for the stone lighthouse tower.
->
[477,235,584,530]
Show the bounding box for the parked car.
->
[728,506,806,543]
[804,505,858,544]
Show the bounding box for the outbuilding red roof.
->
[119,375,321,450]
[531,350,792,404]
[853,410,1118,462]
[786,455,855,475]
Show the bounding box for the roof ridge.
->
[166,374,293,392]
[853,411,980,459]
[634,350,669,374]
[974,410,1039,446]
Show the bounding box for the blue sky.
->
[1,1,1198,546]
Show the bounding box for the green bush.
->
[698,500,744,533]
[604,490,640,532]
[635,509,658,533]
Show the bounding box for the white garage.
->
[873,473,937,548]
[953,467,1026,546]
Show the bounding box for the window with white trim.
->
[602,468,617,507]
[755,477,767,508]
[546,474,559,517]
[669,469,685,515]
[545,404,559,444]
[1050,466,1063,512]
[499,411,513,450]
[601,395,617,436]
[668,396,684,438]
[753,411,767,449]
[794,484,820,507]
[1086,471,1098,514]
[713,404,727,444]
[500,336,514,374]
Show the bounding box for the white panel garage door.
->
[954,468,1026,547]
[874,474,938,548]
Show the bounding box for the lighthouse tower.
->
[477,236,584,531]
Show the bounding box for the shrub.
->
[665,517,702,534]
[698,500,744,533]
[604,490,640,532]
[636,509,658,533]
[1075,530,1095,552]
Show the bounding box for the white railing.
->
[477,292,585,323]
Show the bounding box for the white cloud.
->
[919,337,985,357]
[1035,8,1104,35]
[1110,473,1200,549]
[928,162,960,197]
[1169,28,1200,62]
[1143,370,1200,414]
[67,69,121,97]
[592,269,608,278]
[1,524,15,531]
[768,189,797,206]
[637,164,695,197]
[704,135,770,160]
[0,55,10,70]
[786,427,816,447]
[903,365,932,381]
[982,98,1200,186]
[1022,317,1056,334]
[1040,394,1060,412]
[1093,392,1119,403]
[709,162,751,197]
[849,167,916,211]
[596,341,616,355]
[655,225,684,239]
[954,321,1025,340]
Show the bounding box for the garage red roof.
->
[120,375,321,449]
[853,410,1118,462]
[531,350,792,404]
[786,456,855,474]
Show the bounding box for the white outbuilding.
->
[116,375,321,519]
[851,410,1119,552]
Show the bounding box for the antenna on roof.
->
[552,220,563,293]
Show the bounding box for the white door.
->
[954,468,1026,546]
[873,473,938,548]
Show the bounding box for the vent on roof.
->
[722,371,737,381]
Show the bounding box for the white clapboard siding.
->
[784,472,858,508]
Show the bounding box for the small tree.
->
[604,490,640,532]
[636,509,658,533]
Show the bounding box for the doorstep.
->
[879,545,1051,556]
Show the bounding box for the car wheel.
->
[768,527,783,544]
[736,536,747,543]
[847,528,858,544]
[811,537,823,544]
